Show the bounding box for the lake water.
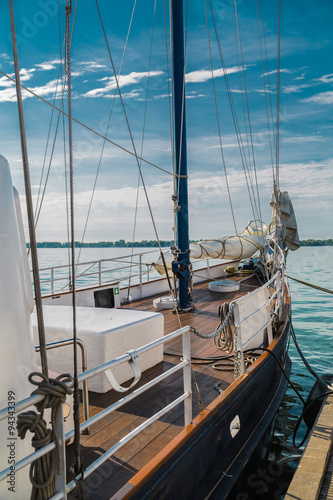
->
[268,245,333,499]
[36,245,333,498]
[229,245,333,500]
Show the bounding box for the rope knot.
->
[28,372,73,415]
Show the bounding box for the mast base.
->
[172,304,195,314]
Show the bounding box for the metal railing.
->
[37,250,160,295]
[0,326,192,499]
[233,247,286,378]
[36,249,216,296]
[35,338,90,428]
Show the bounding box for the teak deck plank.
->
[67,273,259,499]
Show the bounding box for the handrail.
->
[0,325,192,500]
[35,338,90,428]
[233,257,286,378]
[36,249,228,296]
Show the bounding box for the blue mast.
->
[171,0,193,311]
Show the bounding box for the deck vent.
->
[94,288,115,308]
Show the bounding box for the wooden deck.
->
[67,273,260,498]
[285,392,333,500]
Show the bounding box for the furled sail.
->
[153,221,267,276]
[269,190,300,251]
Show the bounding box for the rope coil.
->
[17,372,73,499]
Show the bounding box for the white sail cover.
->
[190,221,267,260]
[153,221,267,275]
[269,191,300,251]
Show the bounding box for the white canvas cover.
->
[190,221,267,260]
[153,221,267,276]
[269,190,300,251]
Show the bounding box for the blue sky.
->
[0,0,332,243]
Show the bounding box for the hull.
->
[115,315,291,500]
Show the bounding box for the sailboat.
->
[0,0,300,499]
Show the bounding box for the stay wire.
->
[276,0,281,190]
[0,70,173,178]
[164,0,177,246]
[34,62,62,219]
[233,0,263,227]
[260,0,276,148]
[76,0,137,270]
[94,0,179,316]
[9,0,49,377]
[59,0,72,281]
[128,0,156,297]
[35,0,78,229]
[204,0,238,235]
[208,0,260,224]
[230,7,252,177]
[255,0,275,183]
[65,0,82,485]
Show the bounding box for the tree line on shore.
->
[28,239,333,248]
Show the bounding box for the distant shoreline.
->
[27,239,333,248]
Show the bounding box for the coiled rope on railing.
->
[17,411,55,500]
[17,373,73,499]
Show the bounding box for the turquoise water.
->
[36,246,333,497]
[254,246,333,500]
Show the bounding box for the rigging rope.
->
[94,0,179,314]
[208,0,261,225]
[127,0,157,298]
[204,0,238,235]
[230,9,252,178]
[65,2,83,493]
[76,0,137,270]
[35,0,78,231]
[276,0,281,190]
[260,0,276,148]
[9,0,49,377]
[233,0,263,227]
[255,0,276,184]
[163,0,176,246]
[0,70,173,177]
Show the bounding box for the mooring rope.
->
[287,275,333,295]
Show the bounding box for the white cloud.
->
[0,74,15,88]
[295,72,306,80]
[0,53,11,61]
[185,66,242,83]
[77,61,108,72]
[35,59,62,71]
[104,89,143,99]
[316,73,333,84]
[0,67,35,89]
[17,155,333,241]
[282,83,314,94]
[0,78,64,103]
[82,71,164,98]
[282,135,327,144]
[301,91,333,104]
[260,69,293,77]
[19,68,36,82]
